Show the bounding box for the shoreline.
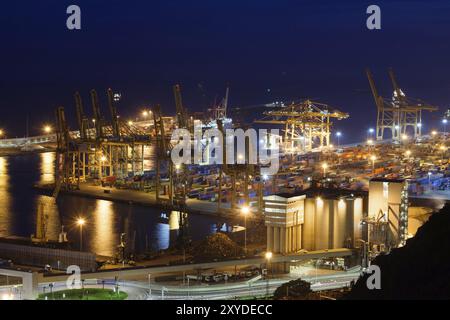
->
[34,183,263,221]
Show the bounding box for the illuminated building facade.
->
[264,189,365,253]
[368,178,409,248]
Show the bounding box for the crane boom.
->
[366,68,384,111]
[173,84,188,129]
[74,92,88,140]
[388,68,406,104]
[107,88,120,137]
[90,89,103,139]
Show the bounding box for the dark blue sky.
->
[1,0,450,141]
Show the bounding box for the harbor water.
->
[0,152,227,257]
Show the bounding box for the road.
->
[1,268,361,300]
[138,270,361,300]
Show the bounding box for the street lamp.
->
[148,274,151,297]
[431,130,438,137]
[0,129,3,138]
[265,252,272,297]
[428,172,432,189]
[241,206,250,254]
[370,155,377,174]
[443,118,448,136]
[100,155,107,177]
[367,128,375,140]
[43,125,52,134]
[322,163,328,177]
[440,145,447,159]
[336,131,342,148]
[77,218,86,251]
[405,150,411,158]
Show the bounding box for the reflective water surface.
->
[0,152,225,257]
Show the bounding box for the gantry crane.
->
[53,89,152,197]
[366,68,438,141]
[254,100,349,153]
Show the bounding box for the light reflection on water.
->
[0,157,11,236]
[39,152,55,184]
[0,151,225,257]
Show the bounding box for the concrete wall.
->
[302,199,316,251]
[0,242,97,272]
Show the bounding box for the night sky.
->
[2,0,450,142]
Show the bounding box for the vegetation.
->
[37,288,127,300]
[192,232,244,261]
[273,279,315,300]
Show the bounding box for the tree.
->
[274,279,314,300]
[192,233,244,261]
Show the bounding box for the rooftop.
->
[275,187,367,200]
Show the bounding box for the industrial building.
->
[367,178,409,250]
[264,188,365,254]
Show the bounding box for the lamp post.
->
[322,163,328,178]
[370,155,377,175]
[148,274,151,297]
[368,128,374,140]
[443,119,448,136]
[241,206,250,254]
[440,145,447,160]
[187,277,190,299]
[100,155,107,177]
[265,251,272,297]
[43,125,52,134]
[428,172,432,190]
[336,131,342,148]
[77,218,86,251]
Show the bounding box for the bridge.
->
[0,120,157,149]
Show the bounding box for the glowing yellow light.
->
[241,206,250,215]
[431,130,437,136]
[100,155,107,162]
[265,251,273,260]
[142,110,149,117]
[43,125,52,134]
[175,164,180,170]
[128,120,133,126]
[77,218,86,226]
[370,155,377,161]
[0,129,3,136]
[405,150,411,156]
[367,139,373,145]
[401,134,408,140]
[322,163,328,169]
